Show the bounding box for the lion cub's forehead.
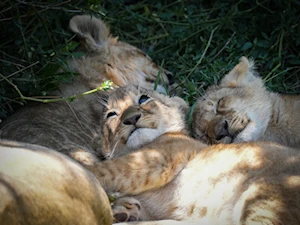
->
[204,85,252,103]
[203,85,237,102]
[106,86,169,111]
[115,41,150,58]
[107,88,136,109]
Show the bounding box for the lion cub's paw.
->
[217,96,234,112]
[69,150,100,166]
[113,197,142,222]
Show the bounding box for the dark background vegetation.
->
[1,0,299,120]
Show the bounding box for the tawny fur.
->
[0,140,112,225]
[2,85,300,225]
[0,15,172,165]
[84,86,300,225]
[191,56,300,148]
[99,85,189,159]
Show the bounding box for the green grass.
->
[1,0,299,120]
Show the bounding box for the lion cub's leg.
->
[241,201,284,225]
[235,182,300,225]
[69,148,100,166]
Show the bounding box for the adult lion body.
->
[191,57,300,148]
[0,15,172,165]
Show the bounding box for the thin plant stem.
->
[176,26,219,88]
[0,72,108,103]
[0,61,40,81]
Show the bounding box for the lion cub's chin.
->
[126,128,162,149]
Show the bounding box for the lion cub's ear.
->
[220,56,264,88]
[69,15,111,52]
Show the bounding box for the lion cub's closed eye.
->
[191,56,300,148]
[100,85,189,159]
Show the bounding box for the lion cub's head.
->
[191,57,272,144]
[100,85,188,159]
[67,15,173,94]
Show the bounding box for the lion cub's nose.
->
[166,71,174,85]
[216,120,230,140]
[122,106,141,125]
[123,114,141,125]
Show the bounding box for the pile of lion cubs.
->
[1,15,300,225]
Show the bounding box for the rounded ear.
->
[69,15,110,52]
[220,56,264,88]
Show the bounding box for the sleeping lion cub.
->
[191,56,300,148]
[0,86,188,225]
[0,15,172,165]
[2,86,300,224]
[85,85,300,225]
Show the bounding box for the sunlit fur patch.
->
[100,85,188,159]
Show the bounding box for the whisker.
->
[98,96,109,109]
[107,139,120,159]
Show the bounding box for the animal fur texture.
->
[0,140,112,225]
[84,85,300,225]
[99,85,189,159]
[0,15,172,166]
[191,56,300,148]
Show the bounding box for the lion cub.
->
[99,85,189,159]
[191,56,300,148]
[0,15,172,165]
[85,85,300,225]
[0,140,112,225]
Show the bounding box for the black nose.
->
[216,120,230,141]
[123,114,141,125]
[166,71,174,85]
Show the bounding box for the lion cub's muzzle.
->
[215,120,231,141]
[207,116,233,144]
[207,114,250,144]
[121,106,141,126]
